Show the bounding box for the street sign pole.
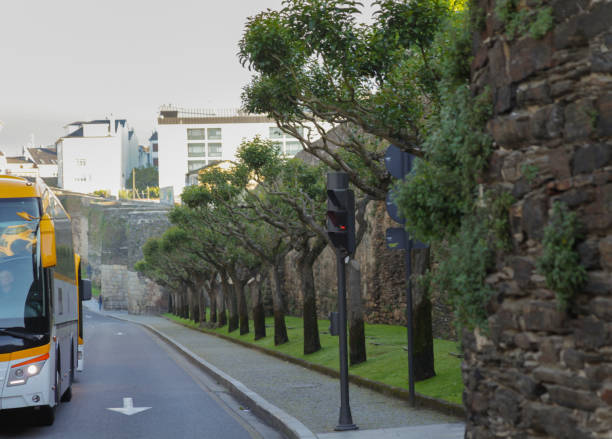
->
[385,145,425,408]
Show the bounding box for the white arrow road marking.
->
[107,397,151,416]
[116,332,123,336]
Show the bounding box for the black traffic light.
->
[326,172,355,256]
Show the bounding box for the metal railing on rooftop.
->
[158,105,254,118]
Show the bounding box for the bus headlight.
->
[8,355,48,387]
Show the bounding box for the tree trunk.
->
[168,292,174,314]
[270,265,288,345]
[217,286,227,327]
[411,247,435,381]
[209,279,217,324]
[347,259,366,365]
[198,285,206,326]
[299,254,321,355]
[237,282,249,335]
[224,277,239,333]
[251,280,266,340]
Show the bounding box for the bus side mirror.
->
[81,279,92,301]
[40,213,57,268]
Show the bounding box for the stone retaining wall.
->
[464,0,612,437]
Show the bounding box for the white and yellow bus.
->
[0,175,91,425]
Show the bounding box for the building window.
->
[188,161,206,171]
[208,143,222,158]
[187,128,205,140]
[153,158,158,167]
[208,160,221,166]
[73,176,87,182]
[153,143,158,152]
[76,159,87,166]
[207,128,222,140]
[285,141,302,156]
[188,143,206,157]
[269,127,284,139]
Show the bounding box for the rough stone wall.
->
[282,200,456,339]
[101,265,129,310]
[465,1,612,437]
[57,192,171,314]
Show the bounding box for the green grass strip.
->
[165,313,463,405]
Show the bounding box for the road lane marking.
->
[107,397,151,416]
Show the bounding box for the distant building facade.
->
[0,151,6,174]
[24,146,58,185]
[56,118,139,196]
[157,106,311,200]
[5,156,39,178]
[148,131,159,168]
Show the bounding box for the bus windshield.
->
[0,198,48,338]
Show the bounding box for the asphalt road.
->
[0,310,283,439]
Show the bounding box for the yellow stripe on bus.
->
[0,344,50,363]
[54,271,77,286]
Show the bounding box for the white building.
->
[56,118,139,196]
[24,146,58,182]
[157,106,311,201]
[5,156,39,178]
[148,131,158,168]
[0,151,6,174]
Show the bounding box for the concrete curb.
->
[165,317,465,419]
[105,312,317,439]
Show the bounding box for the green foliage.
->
[395,85,492,242]
[432,216,495,331]
[537,202,587,309]
[494,0,553,40]
[125,166,159,191]
[92,189,109,198]
[488,190,515,250]
[521,163,539,183]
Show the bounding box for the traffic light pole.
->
[335,250,357,431]
[404,238,415,407]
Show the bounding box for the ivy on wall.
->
[537,202,587,309]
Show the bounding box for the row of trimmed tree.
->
[137,0,473,380]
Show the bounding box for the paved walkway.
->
[85,302,464,439]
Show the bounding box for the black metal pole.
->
[402,151,415,407]
[335,251,358,431]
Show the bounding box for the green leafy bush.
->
[537,202,587,309]
[92,189,110,198]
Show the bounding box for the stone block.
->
[551,0,589,22]
[578,1,612,40]
[589,297,612,321]
[572,144,612,175]
[546,384,603,411]
[521,195,549,241]
[531,104,564,139]
[564,98,596,141]
[591,32,612,73]
[511,257,535,288]
[584,271,612,296]
[488,114,531,147]
[553,16,588,50]
[596,93,612,137]
[522,301,566,332]
[509,35,553,83]
[600,235,612,271]
[523,402,590,439]
[492,387,522,424]
[574,316,609,350]
[516,80,551,107]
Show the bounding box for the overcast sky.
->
[1,0,298,155]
